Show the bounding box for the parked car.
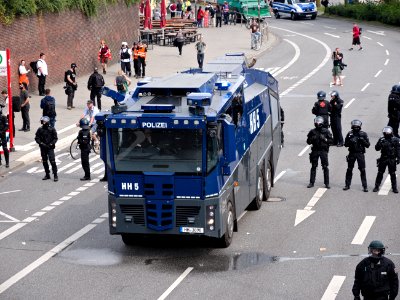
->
[272,0,317,20]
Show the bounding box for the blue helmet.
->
[79,118,90,129]
[317,91,326,100]
[391,84,400,94]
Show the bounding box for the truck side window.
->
[207,127,219,173]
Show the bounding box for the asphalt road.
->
[1,16,400,300]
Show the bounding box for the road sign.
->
[0,51,6,76]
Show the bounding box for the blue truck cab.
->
[272,0,317,20]
[96,54,282,247]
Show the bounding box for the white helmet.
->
[121,41,128,46]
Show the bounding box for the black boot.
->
[390,172,398,193]
[323,167,330,189]
[42,174,51,180]
[54,174,58,182]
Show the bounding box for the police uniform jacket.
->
[0,114,9,136]
[352,256,399,299]
[77,128,91,151]
[35,125,58,149]
[345,130,370,153]
[330,97,343,118]
[388,93,400,120]
[307,128,333,152]
[375,136,400,160]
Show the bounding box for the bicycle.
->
[70,128,100,160]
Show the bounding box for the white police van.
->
[272,0,317,20]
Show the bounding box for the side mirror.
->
[222,119,236,175]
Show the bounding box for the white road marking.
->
[344,98,356,109]
[51,201,63,206]
[59,196,72,201]
[324,26,336,30]
[57,124,78,134]
[266,67,281,74]
[374,70,382,78]
[351,216,376,245]
[321,275,346,300]
[32,211,46,217]
[0,218,103,294]
[363,36,372,40]
[68,192,80,196]
[361,83,370,92]
[272,39,300,77]
[41,206,55,212]
[0,211,19,222]
[384,59,389,66]
[65,156,99,174]
[377,42,384,47]
[157,267,194,300]
[367,30,385,36]
[271,26,332,97]
[0,190,21,195]
[386,49,389,55]
[324,33,340,38]
[92,167,105,175]
[298,145,310,157]
[57,162,78,173]
[100,213,108,218]
[83,182,96,187]
[76,187,88,192]
[22,217,37,223]
[0,223,27,241]
[378,174,393,195]
[295,188,327,226]
[90,162,104,172]
[274,170,286,184]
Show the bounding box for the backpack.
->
[30,61,38,74]
[78,130,91,149]
[43,98,56,117]
[12,96,21,112]
[359,27,362,35]
[95,74,104,87]
[64,71,69,83]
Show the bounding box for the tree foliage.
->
[326,1,400,26]
[0,0,137,25]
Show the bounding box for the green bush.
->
[0,0,137,25]
[326,1,400,26]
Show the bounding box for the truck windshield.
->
[110,128,203,174]
[293,0,313,3]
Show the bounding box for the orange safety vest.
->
[138,46,147,59]
[133,48,139,60]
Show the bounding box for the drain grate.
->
[267,196,285,202]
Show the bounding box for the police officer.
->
[373,126,400,193]
[329,90,344,146]
[312,91,331,128]
[343,120,370,192]
[306,116,333,188]
[0,109,10,168]
[35,116,58,181]
[78,118,91,181]
[352,240,398,300]
[387,84,400,137]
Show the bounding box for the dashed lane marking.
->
[157,267,194,300]
[0,211,20,223]
[386,50,389,55]
[384,59,389,66]
[0,190,21,195]
[374,70,382,78]
[321,275,346,300]
[377,42,384,47]
[351,216,376,245]
[295,188,327,226]
[324,33,340,38]
[274,170,286,184]
[298,145,310,157]
[361,83,370,92]
[378,174,395,195]
[272,39,300,77]
[344,98,355,109]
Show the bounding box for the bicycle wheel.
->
[92,139,100,155]
[70,138,80,160]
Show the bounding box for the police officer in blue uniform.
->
[306,116,333,188]
[373,126,400,193]
[353,240,398,300]
[343,120,370,192]
[329,90,344,146]
[388,84,400,138]
[312,91,331,128]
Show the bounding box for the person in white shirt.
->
[37,53,48,96]
[119,42,132,77]
[79,100,100,144]
[18,60,30,89]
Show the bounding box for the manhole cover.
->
[267,197,285,202]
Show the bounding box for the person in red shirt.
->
[197,6,205,27]
[349,23,362,51]
[98,40,112,74]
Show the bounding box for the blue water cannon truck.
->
[95,53,283,247]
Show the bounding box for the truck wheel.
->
[291,13,296,20]
[249,170,264,210]
[274,11,280,19]
[216,201,235,248]
[263,161,272,201]
[121,234,136,246]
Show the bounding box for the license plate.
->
[180,227,204,234]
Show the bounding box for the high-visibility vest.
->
[138,46,147,59]
[133,48,139,60]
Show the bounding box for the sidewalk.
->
[0,24,277,177]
